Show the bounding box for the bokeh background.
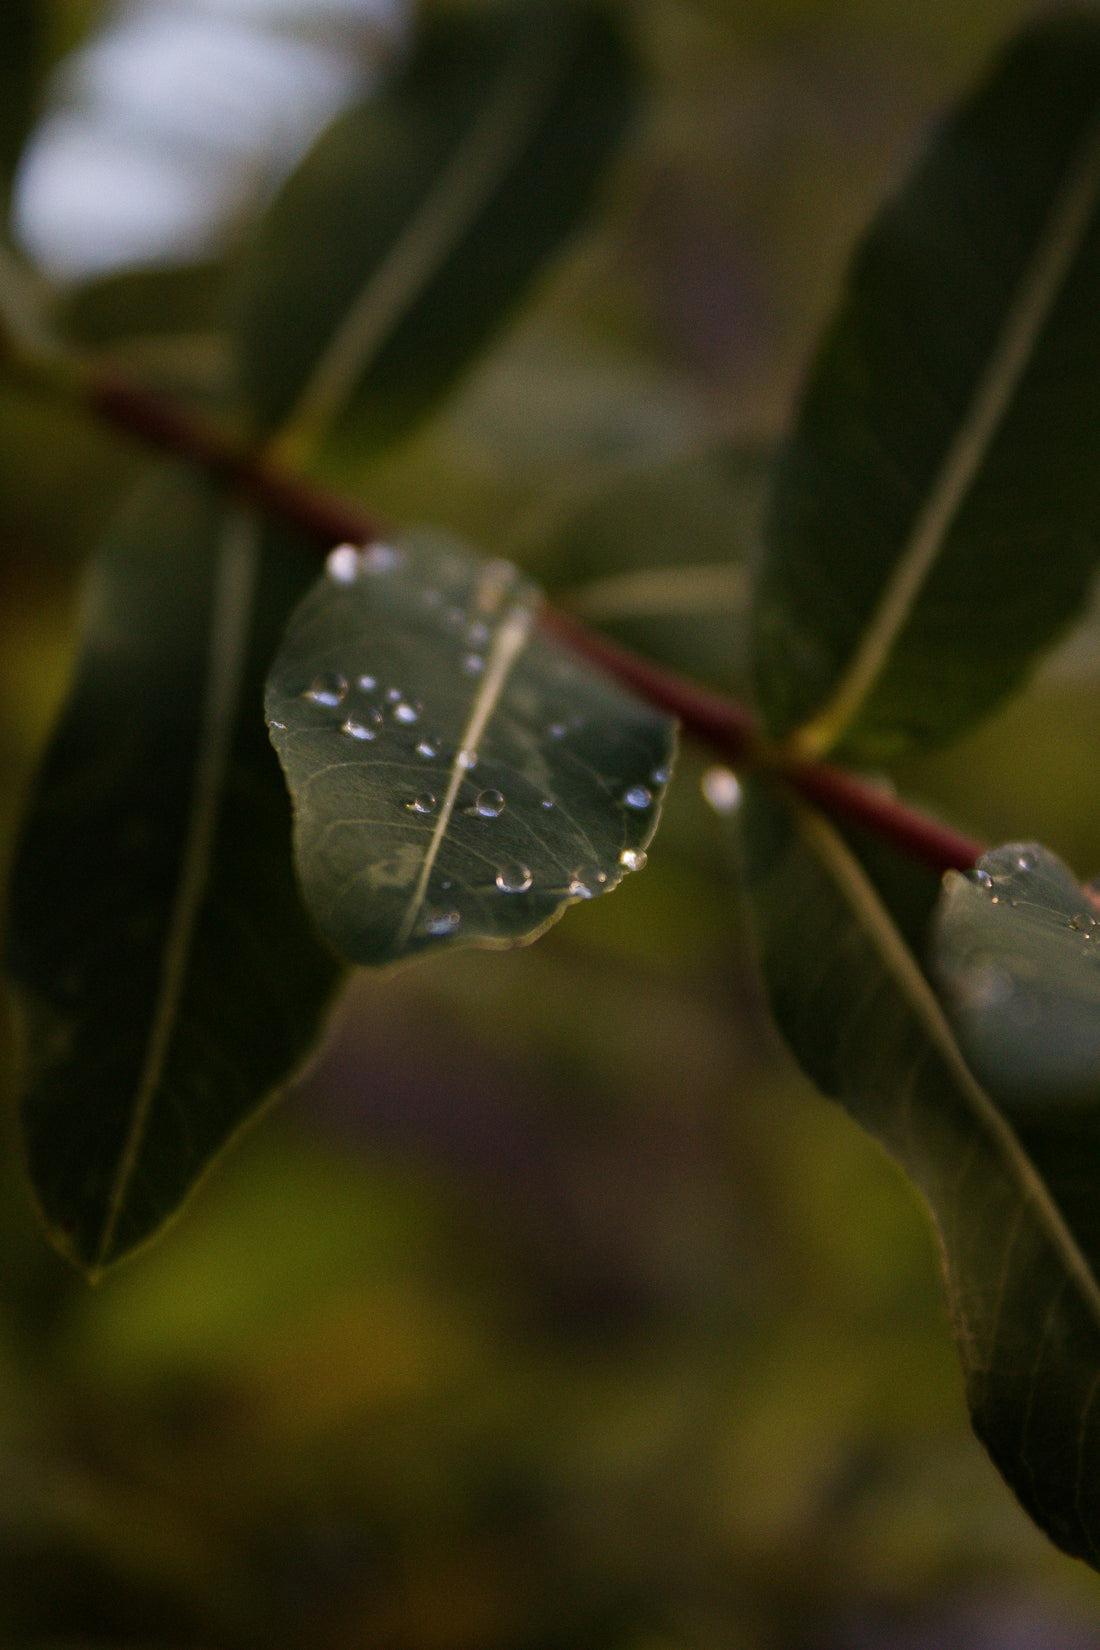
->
[6,0,1100,1644]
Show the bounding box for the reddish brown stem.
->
[88,367,984,877]
[89,374,383,547]
[540,607,984,875]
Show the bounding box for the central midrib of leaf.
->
[94,510,259,1273]
[793,105,1100,760]
[395,562,536,949]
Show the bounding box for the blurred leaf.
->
[738,780,1100,1569]
[548,440,769,697]
[0,0,38,202]
[235,0,637,454]
[753,14,1100,762]
[264,531,675,967]
[932,841,1100,1109]
[5,466,343,1276]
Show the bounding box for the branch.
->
[86,366,983,877]
[540,607,984,875]
[88,374,384,547]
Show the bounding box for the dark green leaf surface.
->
[933,842,1100,1109]
[265,532,675,967]
[0,0,38,202]
[5,467,342,1275]
[753,14,1100,762]
[738,783,1100,1569]
[235,0,636,453]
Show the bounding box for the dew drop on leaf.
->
[305,671,348,706]
[701,766,741,816]
[342,718,377,741]
[326,544,361,584]
[623,784,652,810]
[619,849,647,872]
[393,701,419,724]
[356,673,377,692]
[495,860,533,893]
[406,793,436,815]
[418,908,460,937]
[474,789,505,818]
[463,653,485,676]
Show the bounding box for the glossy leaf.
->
[264,532,675,967]
[235,0,636,453]
[738,782,1100,1568]
[933,842,1100,1110]
[4,467,343,1276]
[753,14,1100,762]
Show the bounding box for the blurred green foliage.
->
[5,0,1100,1645]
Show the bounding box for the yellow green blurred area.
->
[5,0,1100,1644]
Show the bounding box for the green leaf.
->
[548,441,768,699]
[753,14,1100,762]
[0,0,38,203]
[264,531,676,967]
[4,466,343,1276]
[738,782,1100,1568]
[234,0,636,455]
[932,842,1100,1110]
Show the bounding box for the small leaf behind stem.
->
[5,465,342,1275]
[738,782,1100,1568]
[265,532,676,967]
[754,14,1100,761]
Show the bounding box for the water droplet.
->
[305,671,348,707]
[1016,849,1038,872]
[568,878,594,899]
[620,849,647,872]
[342,718,377,741]
[362,541,402,574]
[463,653,485,676]
[540,798,555,810]
[651,765,671,786]
[973,869,995,890]
[623,784,652,810]
[466,620,490,646]
[357,673,377,692]
[393,701,419,724]
[420,908,460,937]
[474,789,505,818]
[326,544,360,584]
[548,722,567,740]
[415,739,437,759]
[701,767,741,816]
[270,719,286,730]
[386,687,402,702]
[495,860,532,893]
[457,748,478,771]
[406,793,436,815]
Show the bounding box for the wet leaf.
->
[753,14,1100,761]
[264,531,676,967]
[4,466,343,1276]
[235,0,636,454]
[738,783,1100,1569]
[932,842,1100,1110]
